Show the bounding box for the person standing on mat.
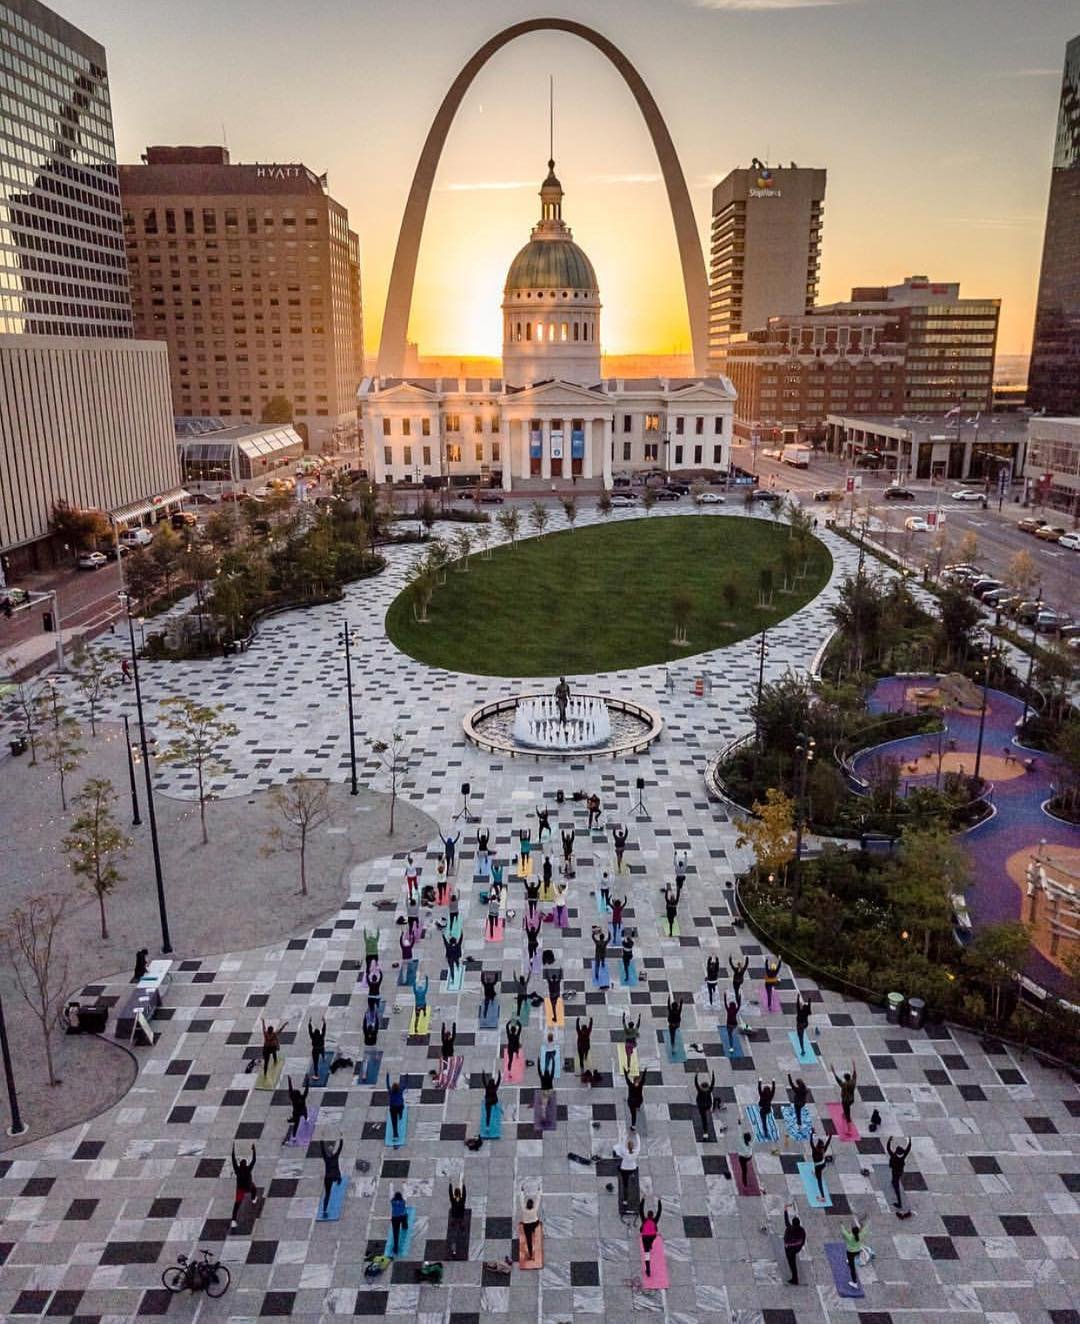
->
[481,1070,501,1128]
[736,1128,754,1187]
[624,1068,645,1129]
[553,880,569,926]
[476,827,490,865]
[362,1004,380,1046]
[663,885,679,937]
[613,1127,640,1206]
[525,923,540,968]
[404,856,419,898]
[443,932,462,985]
[389,1189,409,1255]
[887,1136,912,1210]
[576,1017,593,1080]
[783,1203,806,1285]
[448,891,460,931]
[441,830,460,873]
[723,990,741,1042]
[586,792,601,830]
[621,928,634,983]
[546,971,562,1016]
[518,828,531,865]
[363,927,379,977]
[637,1197,662,1277]
[448,1181,468,1221]
[705,955,721,1006]
[542,1030,559,1079]
[666,996,683,1050]
[592,927,609,980]
[406,895,421,942]
[308,1018,327,1078]
[519,1183,542,1261]
[612,824,628,874]
[561,827,575,872]
[694,1071,716,1137]
[763,957,782,1010]
[514,973,530,1019]
[437,866,450,906]
[757,1078,776,1139]
[440,1021,456,1063]
[283,1075,309,1144]
[260,1018,286,1077]
[399,927,415,963]
[787,1075,809,1130]
[842,1219,869,1290]
[536,805,551,842]
[729,954,750,997]
[623,1012,641,1065]
[366,963,383,1014]
[599,869,612,912]
[480,969,499,1019]
[386,1074,406,1142]
[538,1055,556,1102]
[319,1138,343,1216]
[794,992,811,1053]
[412,972,429,1018]
[832,1060,858,1130]
[610,894,625,931]
[505,1018,522,1074]
[541,854,553,889]
[809,1129,833,1200]
[487,892,501,939]
[230,1144,256,1228]
[490,859,504,890]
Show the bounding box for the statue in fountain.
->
[555,677,570,725]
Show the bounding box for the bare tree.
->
[496,508,521,548]
[266,777,333,896]
[671,587,693,645]
[157,697,238,843]
[62,778,131,939]
[68,639,118,737]
[597,492,613,519]
[3,894,70,1086]
[37,683,84,810]
[4,658,44,763]
[560,495,578,531]
[529,501,550,538]
[371,731,409,835]
[453,527,473,570]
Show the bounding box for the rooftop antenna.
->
[549,74,554,163]
[222,122,228,150]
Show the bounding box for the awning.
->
[110,488,190,524]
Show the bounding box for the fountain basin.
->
[464,692,662,761]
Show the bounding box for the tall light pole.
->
[792,734,816,914]
[119,593,172,953]
[754,629,769,747]
[342,623,358,796]
[122,712,142,827]
[972,639,994,786]
[1019,595,1042,735]
[0,989,27,1136]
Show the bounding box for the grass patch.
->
[385,514,832,676]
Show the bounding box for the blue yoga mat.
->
[596,891,610,915]
[824,1242,864,1297]
[798,1160,831,1208]
[592,962,611,989]
[479,1000,499,1029]
[788,1030,816,1065]
[357,1049,383,1085]
[720,1026,744,1059]
[620,960,638,988]
[385,1106,408,1148]
[744,1104,779,1144]
[316,1176,348,1221]
[666,1029,687,1063]
[384,1206,416,1258]
[479,1101,502,1139]
[780,1102,813,1141]
[445,965,464,992]
[397,960,417,987]
[540,1044,562,1080]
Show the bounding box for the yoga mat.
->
[479,1000,500,1030]
[533,1091,557,1132]
[758,986,782,1015]
[824,1242,864,1298]
[519,855,532,878]
[555,906,569,930]
[729,1153,761,1196]
[620,960,638,988]
[502,1048,525,1083]
[826,1102,860,1141]
[316,1176,348,1221]
[745,1104,779,1144]
[694,1110,717,1143]
[540,1044,562,1080]
[780,1102,813,1141]
[788,1031,816,1065]
[444,965,464,993]
[592,962,611,990]
[254,1057,284,1091]
[596,891,611,914]
[435,886,449,907]
[408,1008,431,1036]
[529,949,543,976]
[639,1233,669,1289]
[477,855,491,879]
[447,917,462,940]
[798,1160,832,1208]
[484,918,505,943]
[666,1029,687,1064]
[357,1049,383,1085]
[660,917,681,938]
[285,1107,319,1147]
[540,882,555,902]
[396,960,418,987]
[384,1206,416,1259]
[311,1050,333,1088]
[516,999,531,1027]
[617,1167,640,1215]
[479,1101,502,1139]
[719,1026,744,1059]
[447,1208,472,1260]
[384,1106,408,1148]
[518,1221,543,1269]
[616,1043,641,1076]
[435,1055,464,1089]
[545,997,565,1028]
[609,921,622,946]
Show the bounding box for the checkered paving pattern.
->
[2,509,1076,1324]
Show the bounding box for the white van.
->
[119,527,154,547]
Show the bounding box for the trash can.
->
[886,992,904,1024]
[906,997,926,1030]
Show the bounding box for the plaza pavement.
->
[0,506,1076,1324]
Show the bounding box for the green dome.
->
[504,238,597,294]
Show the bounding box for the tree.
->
[37,684,83,810]
[184,543,218,642]
[267,777,332,896]
[260,394,293,424]
[406,553,437,624]
[757,565,774,608]
[529,501,550,538]
[641,487,657,516]
[935,587,981,667]
[419,496,438,536]
[50,500,110,552]
[1053,716,1080,820]
[807,758,845,828]
[62,778,130,939]
[597,492,613,519]
[930,526,952,577]
[560,495,578,531]
[957,529,978,567]
[453,527,473,570]
[966,922,1032,1022]
[68,639,117,737]
[156,697,238,843]
[888,826,971,960]
[371,731,409,835]
[124,547,162,608]
[750,673,818,751]
[496,508,521,549]
[2,894,69,1086]
[148,524,184,594]
[736,787,796,882]
[204,507,239,549]
[4,660,44,763]
[671,587,693,645]
[1005,549,1038,600]
[691,482,706,511]
[473,522,492,559]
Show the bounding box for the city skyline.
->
[48,0,1080,358]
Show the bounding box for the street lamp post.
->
[0,989,27,1136]
[1019,596,1042,735]
[754,629,769,747]
[972,640,994,786]
[792,734,816,909]
[122,712,142,826]
[342,623,358,796]
[119,594,172,953]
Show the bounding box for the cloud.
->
[995,67,1061,78]
[442,180,535,192]
[691,0,866,9]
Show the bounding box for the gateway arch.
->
[376,18,710,379]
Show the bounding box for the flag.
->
[943,406,961,421]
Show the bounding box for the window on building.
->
[202,209,217,233]
[695,417,704,435]
[693,445,702,464]
[421,418,431,436]
[675,417,685,435]
[422,445,431,466]
[382,418,391,436]
[644,442,659,461]
[645,414,660,433]
[714,417,724,435]
[573,323,580,342]
[492,442,501,461]
[526,323,532,341]
[474,415,483,433]
[675,445,684,464]
[446,414,461,432]
[383,445,392,466]
[143,208,157,233]
[402,418,411,437]
[713,444,723,464]
[623,441,632,461]
[475,442,484,463]
[623,414,632,433]
[561,322,568,341]
[403,445,412,466]
[447,443,462,463]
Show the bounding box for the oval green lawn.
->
[385,514,832,677]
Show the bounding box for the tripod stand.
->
[453,784,475,823]
[632,783,649,819]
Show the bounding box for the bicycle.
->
[161,1248,230,1297]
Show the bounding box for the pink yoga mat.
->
[639,1233,669,1289]
[484,919,505,943]
[502,1049,525,1083]
[728,1153,761,1196]
[826,1101,860,1141]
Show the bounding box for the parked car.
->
[664,481,690,496]
[1015,601,1045,625]
[813,488,843,502]
[1017,516,1046,534]
[475,491,505,504]
[854,453,884,469]
[1035,610,1071,633]
[654,489,681,501]
[943,563,981,579]
[904,516,930,532]
[698,491,725,504]
[119,527,153,547]
[950,488,985,502]
[981,587,1014,608]
[0,586,29,610]
[751,489,782,504]
[76,551,107,571]
[100,542,129,560]
[883,486,916,501]
[609,493,639,508]
[969,579,1004,599]
[1034,525,1066,542]
[171,510,198,528]
[1058,532,1080,551]
[185,492,218,506]
[1057,622,1080,639]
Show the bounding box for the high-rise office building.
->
[118,147,364,452]
[1027,34,1080,416]
[708,161,826,366]
[0,0,131,335]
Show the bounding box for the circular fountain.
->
[511,695,612,750]
[464,688,662,761]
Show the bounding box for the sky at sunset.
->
[61,0,1077,359]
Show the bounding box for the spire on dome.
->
[539,158,563,224]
